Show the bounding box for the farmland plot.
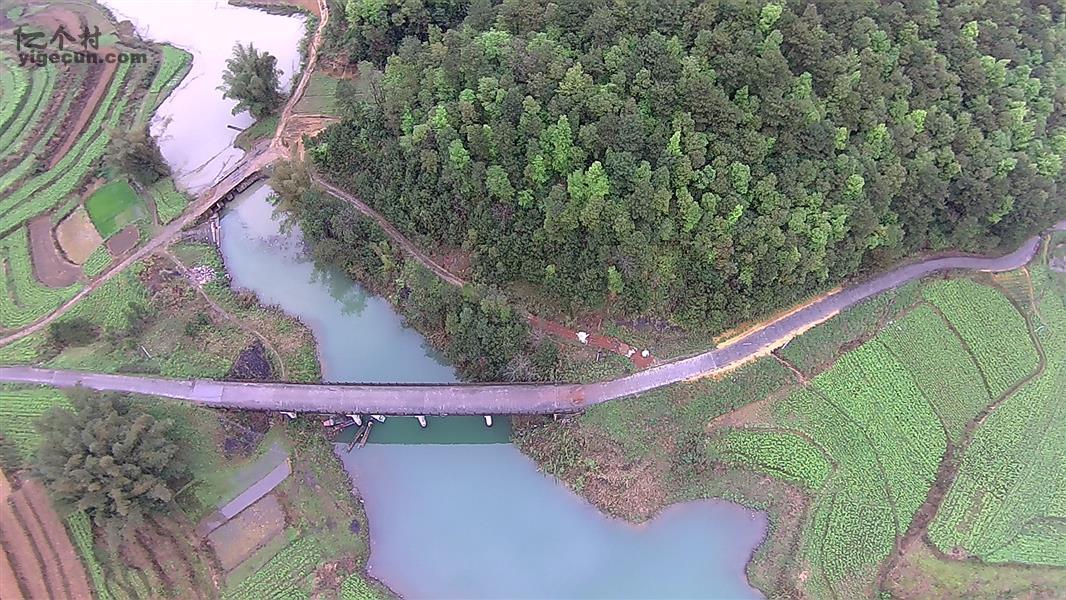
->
[0,385,71,456]
[222,536,322,600]
[923,279,1038,398]
[929,267,1066,567]
[715,304,951,597]
[875,304,990,441]
[0,228,81,329]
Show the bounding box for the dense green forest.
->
[313,0,1065,330]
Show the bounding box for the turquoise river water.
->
[221,184,769,599]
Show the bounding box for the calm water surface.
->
[101,0,304,192]
[220,187,769,599]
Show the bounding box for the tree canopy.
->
[34,391,186,535]
[337,0,471,66]
[107,127,169,186]
[315,0,1066,331]
[219,43,284,119]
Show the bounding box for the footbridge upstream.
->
[0,226,1055,415]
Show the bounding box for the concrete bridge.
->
[0,229,1049,415]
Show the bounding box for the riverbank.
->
[270,173,554,383]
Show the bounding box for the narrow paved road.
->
[0,227,1052,415]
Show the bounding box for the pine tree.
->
[33,391,187,536]
[107,127,169,186]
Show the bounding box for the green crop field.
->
[0,227,81,329]
[136,45,192,125]
[777,281,921,376]
[0,64,55,155]
[923,279,1039,398]
[293,72,340,115]
[0,60,132,228]
[222,536,322,600]
[0,66,84,195]
[82,245,113,278]
[0,19,191,332]
[85,180,146,238]
[54,262,148,333]
[149,177,190,224]
[876,304,990,441]
[928,266,1066,567]
[0,56,29,130]
[708,429,832,490]
[66,511,113,600]
[0,385,71,457]
[754,339,947,599]
[691,273,1059,597]
[340,574,380,600]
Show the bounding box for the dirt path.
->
[312,173,656,366]
[271,0,329,153]
[527,315,654,368]
[311,175,465,286]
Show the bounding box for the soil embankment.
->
[0,473,92,600]
[27,214,81,288]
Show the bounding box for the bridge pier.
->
[416,415,427,428]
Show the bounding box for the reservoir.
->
[102,0,304,193]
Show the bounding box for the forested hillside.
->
[314,0,1065,330]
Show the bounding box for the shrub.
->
[48,318,100,348]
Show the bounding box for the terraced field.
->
[0,471,93,600]
[928,266,1066,567]
[0,1,192,334]
[1,227,81,328]
[703,267,1057,597]
[0,385,72,457]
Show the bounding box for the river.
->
[102,0,305,193]
[222,183,768,599]
[108,2,770,597]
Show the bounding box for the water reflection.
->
[101,0,304,192]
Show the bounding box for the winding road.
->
[0,226,1054,415]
